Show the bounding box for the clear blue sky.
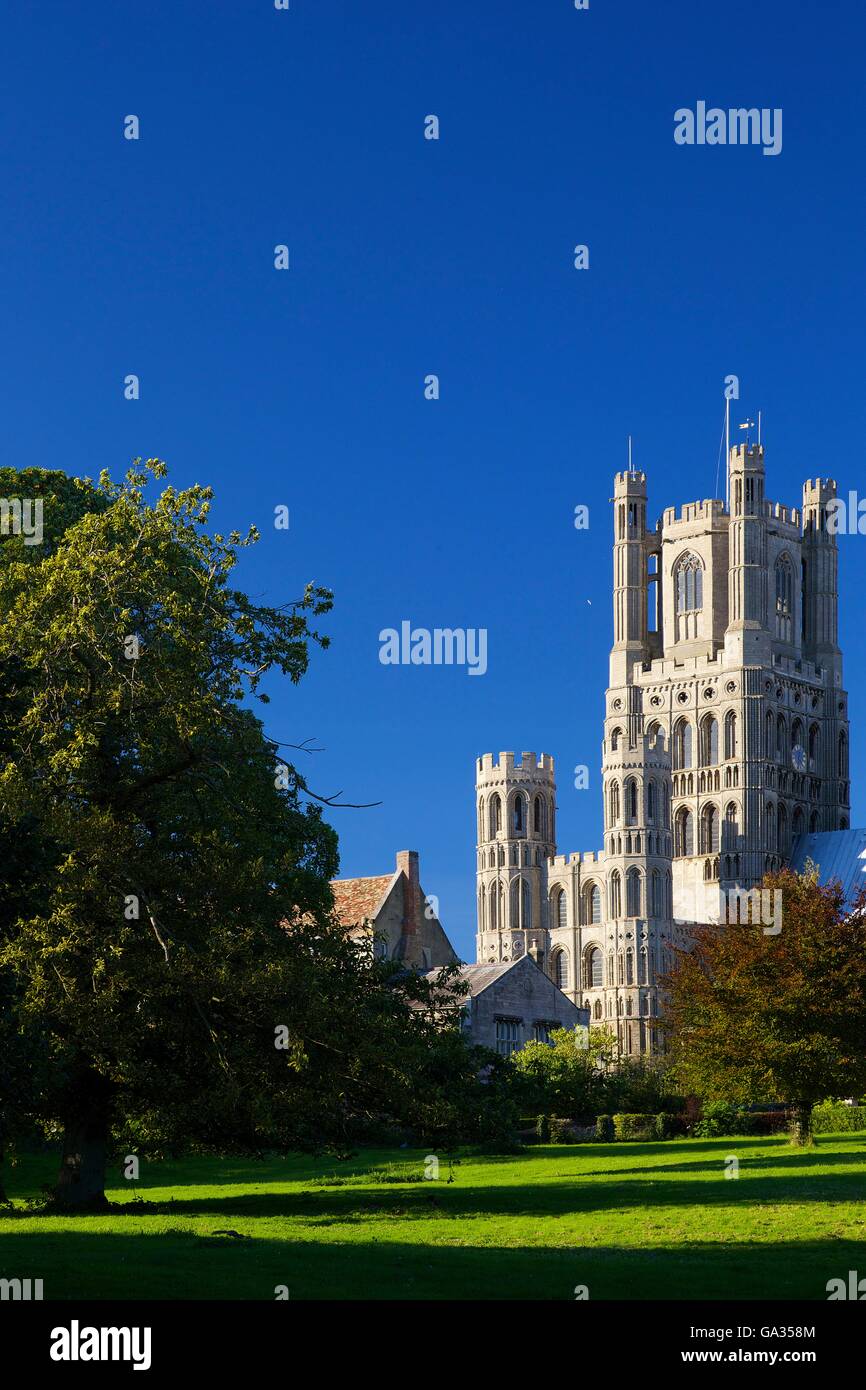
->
[3,1,865,959]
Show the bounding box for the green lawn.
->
[3,1133,866,1300]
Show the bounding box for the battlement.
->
[662,498,726,528]
[767,501,801,528]
[803,477,837,497]
[613,470,647,492]
[476,751,555,780]
[549,850,605,871]
[729,443,764,469]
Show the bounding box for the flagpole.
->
[725,395,730,510]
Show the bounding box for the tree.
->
[0,460,488,1206]
[660,868,866,1143]
[509,1026,616,1118]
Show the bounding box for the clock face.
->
[792,744,807,771]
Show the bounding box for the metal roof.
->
[789,829,866,906]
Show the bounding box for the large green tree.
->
[660,868,866,1143]
[0,461,483,1208]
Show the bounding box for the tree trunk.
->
[790,1103,814,1146]
[53,1077,113,1210]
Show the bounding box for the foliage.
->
[595,1114,614,1141]
[604,1057,683,1116]
[508,1026,615,1119]
[812,1103,866,1134]
[661,868,866,1144]
[691,1102,752,1138]
[0,461,500,1204]
[613,1113,657,1141]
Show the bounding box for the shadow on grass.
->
[11,1163,865,1225]
[0,1227,862,1301]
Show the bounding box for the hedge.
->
[812,1103,866,1134]
[613,1113,657,1141]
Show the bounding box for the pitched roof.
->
[330,873,394,928]
[423,957,528,1003]
[789,829,866,906]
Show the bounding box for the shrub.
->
[550,1118,575,1144]
[536,1114,551,1142]
[613,1113,657,1141]
[692,1101,752,1138]
[654,1111,675,1140]
[812,1103,866,1134]
[595,1114,614,1141]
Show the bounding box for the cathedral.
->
[474,441,855,1056]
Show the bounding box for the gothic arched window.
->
[775,553,794,642]
[586,947,603,988]
[512,793,526,834]
[839,731,849,777]
[510,878,520,929]
[625,777,638,825]
[489,794,501,839]
[650,868,661,917]
[584,882,601,924]
[608,780,621,827]
[609,871,622,918]
[522,877,532,931]
[626,868,642,917]
[553,949,569,990]
[700,715,719,767]
[647,780,656,824]
[724,801,738,850]
[552,887,568,930]
[534,795,546,836]
[674,551,704,640]
[675,807,694,857]
[724,710,737,760]
[673,719,693,770]
[700,804,719,853]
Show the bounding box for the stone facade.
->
[475,443,852,1056]
[427,956,589,1055]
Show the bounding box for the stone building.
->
[475,441,857,1055]
[330,849,457,970]
[426,956,588,1055]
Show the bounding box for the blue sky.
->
[3,0,865,959]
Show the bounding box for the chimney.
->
[396,850,421,963]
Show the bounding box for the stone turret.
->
[475,752,556,967]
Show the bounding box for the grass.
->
[3,1133,866,1300]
